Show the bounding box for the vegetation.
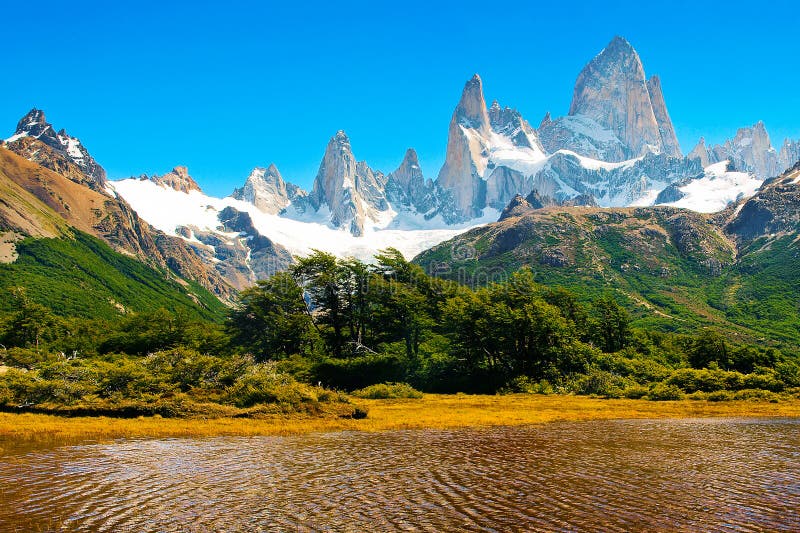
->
[1,246,799,421]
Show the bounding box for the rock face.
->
[646,75,682,158]
[306,131,389,236]
[779,139,800,171]
[4,109,107,189]
[538,113,628,162]
[151,166,202,193]
[568,36,676,160]
[724,161,800,245]
[688,137,712,168]
[180,206,294,290]
[488,101,544,151]
[385,148,434,213]
[232,164,306,215]
[712,122,780,179]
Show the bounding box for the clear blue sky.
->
[2,0,798,196]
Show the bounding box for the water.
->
[1,418,798,532]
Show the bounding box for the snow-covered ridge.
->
[112,178,497,262]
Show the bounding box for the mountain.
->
[4,109,107,190]
[415,159,800,343]
[385,148,434,213]
[0,148,227,319]
[299,131,391,236]
[0,143,234,301]
[5,35,798,295]
[566,36,680,160]
[231,164,306,215]
[779,139,800,170]
[686,122,797,180]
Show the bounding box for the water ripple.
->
[1,418,799,532]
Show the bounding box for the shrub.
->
[742,371,784,392]
[573,368,629,398]
[622,384,649,399]
[351,382,423,399]
[733,389,782,402]
[646,383,684,401]
[499,376,554,395]
[705,390,734,402]
[226,364,319,407]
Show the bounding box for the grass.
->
[2,394,799,446]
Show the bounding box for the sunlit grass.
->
[2,394,800,447]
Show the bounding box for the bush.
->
[705,390,735,402]
[226,364,319,408]
[646,383,684,401]
[499,376,554,395]
[351,382,423,399]
[742,371,784,392]
[573,368,629,398]
[622,384,649,399]
[732,389,782,402]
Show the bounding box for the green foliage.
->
[591,296,633,353]
[646,383,685,401]
[2,242,797,416]
[351,382,423,399]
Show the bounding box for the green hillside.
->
[0,231,227,321]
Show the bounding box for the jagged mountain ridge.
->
[4,109,107,190]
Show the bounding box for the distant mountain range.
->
[2,35,799,296]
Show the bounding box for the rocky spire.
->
[688,137,712,168]
[12,109,57,140]
[310,130,388,236]
[436,75,492,221]
[568,36,665,160]
[151,166,202,194]
[386,148,433,213]
[454,74,491,133]
[646,75,682,158]
[779,138,800,172]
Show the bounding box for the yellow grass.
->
[2,394,800,445]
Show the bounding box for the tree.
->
[688,329,728,369]
[1,288,61,351]
[591,296,631,353]
[227,272,314,361]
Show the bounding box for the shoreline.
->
[2,394,800,445]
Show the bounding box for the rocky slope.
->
[0,146,234,301]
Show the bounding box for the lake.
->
[1,418,798,531]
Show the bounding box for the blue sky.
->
[2,0,798,196]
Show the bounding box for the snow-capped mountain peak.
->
[4,108,107,188]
